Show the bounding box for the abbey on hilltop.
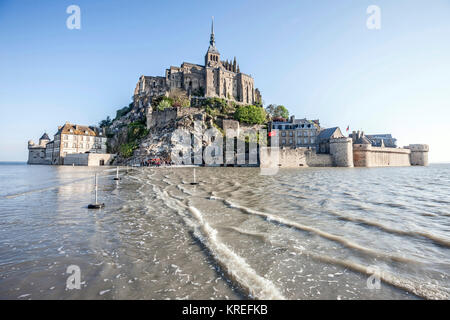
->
[133,18,262,109]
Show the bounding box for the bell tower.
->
[205,17,220,67]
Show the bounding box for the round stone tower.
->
[407,144,429,166]
[330,137,354,167]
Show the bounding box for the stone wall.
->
[260,147,334,168]
[64,153,114,166]
[146,107,178,130]
[353,144,411,167]
[306,152,334,167]
[146,107,203,131]
[260,142,428,168]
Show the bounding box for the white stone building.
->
[27,123,110,165]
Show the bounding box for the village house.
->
[27,123,112,166]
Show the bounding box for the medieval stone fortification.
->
[260,131,428,169]
[29,19,429,169]
[133,18,261,114]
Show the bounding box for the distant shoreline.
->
[0,161,27,165]
[0,161,449,166]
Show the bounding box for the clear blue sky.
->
[1,0,449,162]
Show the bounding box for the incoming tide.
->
[0,163,449,300]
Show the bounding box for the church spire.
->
[205,17,220,67]
[210,16,215,46]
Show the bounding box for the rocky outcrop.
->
[109,106,215,165]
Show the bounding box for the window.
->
[282,139,286,144]
[73,143,76,148]
[304,131,308,137]
[80,143,83,148]
[289,139,293,144]
[304,138,308,144]
[64,143,68,148]
[63,135,68,140]
[298,131,301,137]
[281,132,286,137]
[311,138,315,143]
[289,132,293,137]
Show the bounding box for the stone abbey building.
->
[133,19,262,109]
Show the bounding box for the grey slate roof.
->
[354,135,372,145]
[40,133,50,140]
[317,127,340,140]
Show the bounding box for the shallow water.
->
[0,163,449,299]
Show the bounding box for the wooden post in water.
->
[190,168,198,185]
[113,166,120,180]
[95,173,98,203]
[88,173,105,209]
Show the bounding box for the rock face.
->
[107,103,266,166]
[110,106,215,165]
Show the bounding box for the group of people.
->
[140,158,171,167]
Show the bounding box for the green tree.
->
[99,116,112,128]
[265,104,276,118]
[157,99,172,111]
[234,105,267,125]
[115,105,132,120]
[265,104,289,120]
[152,95,174,109]
[119,121,149,158]
[274,105,289,119]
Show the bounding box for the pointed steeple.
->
[206,16,219,55]
[233,57,237,72]
[205,17,220,67]
[210,16,215,47]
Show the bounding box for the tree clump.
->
[119,121,149,158]
[234,105,267,125]
[265,104,289,120]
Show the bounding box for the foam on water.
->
[303,250,450,300]
[324,209,450,248]
[146,177,285,300]
[211,195,421,264]
[188,206,286,300]
[2,164,449,300]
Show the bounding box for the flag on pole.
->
[346,125,349,132]
[269,131,276,137]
